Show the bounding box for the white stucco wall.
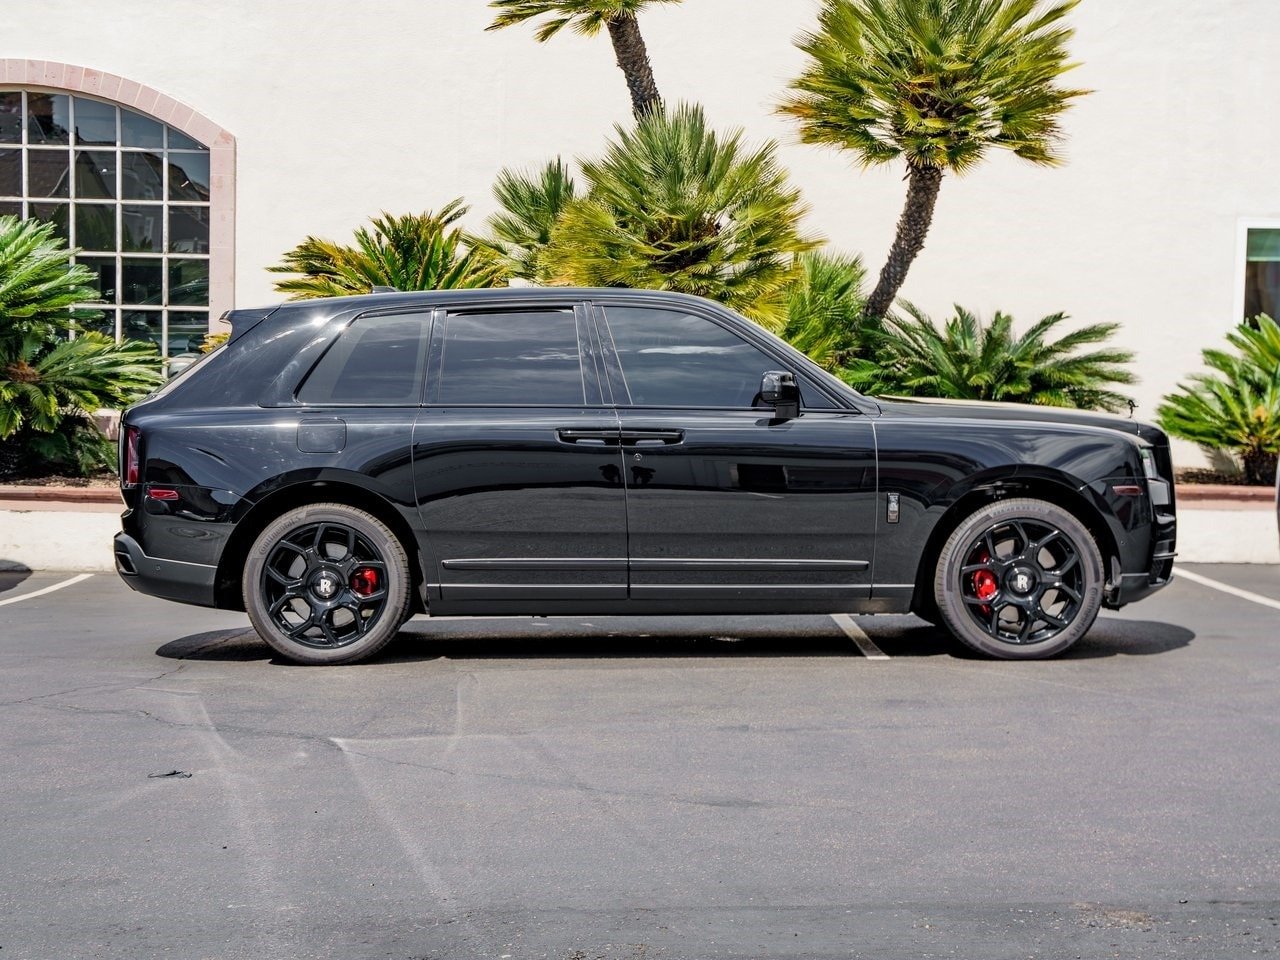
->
[7,0,1280,428]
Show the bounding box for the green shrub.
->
[1157,314,1280,485]
[538,104,819,331]
[0,215,164,478]
[778,251,871,371]
[844,304,1136,412]
[268,201,508,299]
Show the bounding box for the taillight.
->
[124,427,140,487]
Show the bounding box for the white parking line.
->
[1176,568,1280,612]
[831,613,890,660]
[0,573,94,607]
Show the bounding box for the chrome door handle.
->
[620,430,685,446]
[556,428,618,446]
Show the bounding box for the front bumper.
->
[113,532,217,607]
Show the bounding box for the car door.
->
[594,300,877,606]
[412,300,627,606]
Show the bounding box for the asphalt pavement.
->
[1,565,1277,960]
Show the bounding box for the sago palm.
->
[487,0,679,117]
[779,0,1088,319]
[269,201,507,300]
[485,158,577,281]
[845,304,1135,412]
[541,104,819,330]
[1,215,164,476]
[1158,315,1280,485]
[779,251,870,371]
[0,215,101,348]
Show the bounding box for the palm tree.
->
[779,0,1088,320]
[845,304,1135,412]
[541,104,819,330]
[0,215,164,476]
[268,201,507,299]
[779,251,870,371]
[485,158,577,282]
[487,0,681,118]
[1158,315,1280,485]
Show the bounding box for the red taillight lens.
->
[124,427,140,487]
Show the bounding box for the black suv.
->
[115,288,1176,664]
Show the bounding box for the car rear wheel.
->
[243,503,411,665]
[933,498,1104,659]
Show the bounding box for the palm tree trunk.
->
[865,164,943,321]
[606,13,662,119]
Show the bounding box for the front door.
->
[413,303,627,605]
[595,302,877,606]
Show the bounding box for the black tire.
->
[242,503,411,665]
[933,498,1104,659]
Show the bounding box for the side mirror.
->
[760,370,800,420]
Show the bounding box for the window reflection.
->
[603,307,777,407]
[73,97,116,145]
[75,150,116,198]
[122,204,162,251]
[26,93,69,144]
[1245,228,1280,322]
[27,149,69,198]
[1,88,212,358]
[121,109,162,149]
[168,153,209,201]
[121,152,163,200]
[437,310,585,405]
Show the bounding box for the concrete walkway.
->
[2,493,1275,572]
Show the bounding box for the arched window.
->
[0,71,232,361]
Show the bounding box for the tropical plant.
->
[540,104,819,330]
[487,0,679,118]
[844,304,1135,412]
[779,0,1088,320]
[268,201,507,299]
[485,158,577,281]
[779,251,871,370]
[200,331,230,354]
[1157,314,1280,485]
[0,215,164,477]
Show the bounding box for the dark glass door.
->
[597,303,877,604]
[412,304,627,604]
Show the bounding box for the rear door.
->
[595,301,877,606]
[412,301,627,604]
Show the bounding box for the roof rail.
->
[370,285,399,294]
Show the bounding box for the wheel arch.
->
[214,478,426,612]
[908,469,1121,620]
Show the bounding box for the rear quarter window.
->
[297,312,432,405]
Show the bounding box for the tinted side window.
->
[437,309,585,405]
[602,306,781,407]
[298,312,430,405]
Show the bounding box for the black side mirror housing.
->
[760,370,800,420]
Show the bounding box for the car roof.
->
[266,286,722,312]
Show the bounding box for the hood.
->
[873,396,1168,446]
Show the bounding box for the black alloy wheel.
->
[933,498,1104,659]
[243,503,411,665]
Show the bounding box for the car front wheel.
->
[933,498,1104,659]
[242,503,411,665]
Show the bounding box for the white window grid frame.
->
[1233,217,1280,326]
[0,89,211,357]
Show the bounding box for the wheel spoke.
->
[1048,552,1079,577]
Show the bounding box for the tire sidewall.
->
[934,498,1105,659]
[242,503,411,665]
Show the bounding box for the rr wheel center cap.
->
[1006,567,1039,596]
[311,571,341,600]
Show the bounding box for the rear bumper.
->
[113,532,217,607]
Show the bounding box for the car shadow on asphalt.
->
[155,614,1193,665]
[0,566,33,595]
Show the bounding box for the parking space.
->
[1,565,1277,959]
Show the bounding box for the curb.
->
[1176,483,1273,504]
[0,485,120,504]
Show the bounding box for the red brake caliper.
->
[349,567,380,597]
[971,550,997,614]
